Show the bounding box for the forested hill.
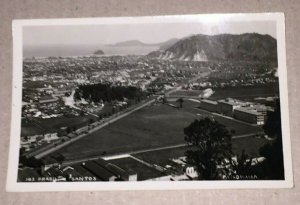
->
[148,33,277,62]
[74,83,146,103]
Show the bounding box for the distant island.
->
[94,50,105,55]
[106,40,148,47]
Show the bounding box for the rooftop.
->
[201,99,218,105]
[83,161,116,181]
[218,98,239,106]
[234,107,262,116]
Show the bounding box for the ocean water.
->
[23,45,159,58]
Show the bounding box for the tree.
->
[19,147,26,156]
[89,118,95,124]
[112,106,116,114]
[162,95,167,104]
[80,110,85,116]
[66,127,72,134]
[230,149,254,179]
[184,117,232,180]
[259,99,284,179]
[74,83,146,103]
[98,114,103,121]
[177,98,184,108]
[263,99,282,138]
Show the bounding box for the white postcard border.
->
[7,13,293,192]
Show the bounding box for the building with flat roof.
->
[233,107,265,125]
[93,158,108,167]
[105,164,137,181]
[82,161,117,181]
[72,164,101,181]
[61,166,82,181]
[43,167,66,181]
[195,97,269,125]
[217,98,254,116]
[41,156,60,171]
[218,98,242,116]
[199,99,219,112]
[94,158,138,181]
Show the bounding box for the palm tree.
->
[229,150,253,179]
[177,98,184,108]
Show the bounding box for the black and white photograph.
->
[7,13,293,191]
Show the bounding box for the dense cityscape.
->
[18,32,283,182]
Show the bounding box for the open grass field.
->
[168,83,279,100]
[54,100,262,160]
[132,136,271,168]
[232,136,271,157]
[133,146,187,167]
[37,115,96,130]
[209,83,279,101]
[108,157,164,180]
[169,89,204,97]
[21,121,46,136]
[21,115,96,137]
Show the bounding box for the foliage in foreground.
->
[184,99,285,180]
[259,99,284,179]
[184,117,232,180]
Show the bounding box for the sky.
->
[23,20,277,47]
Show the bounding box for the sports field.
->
[21,115,96,137]
[21,121,46,136]
[209,83,279,100]
[169,89,204,97]
[54,100,262,160]
[168,83,279,100]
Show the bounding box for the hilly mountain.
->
[147,33,277,62]
[106,40,148,47]
[106,38,179,50]
[155,38,179,50]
